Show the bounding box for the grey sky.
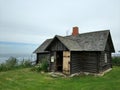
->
[0,0,120,52]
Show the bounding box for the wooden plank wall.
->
[99,51,112,72]
[71,51,98,74]
[99,39,112,72]
[37,53,50,64]
[49,52,56,72]
[47,38,67,51]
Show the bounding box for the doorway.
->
[56,51,63,72]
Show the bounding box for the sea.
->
[0,53,36,64]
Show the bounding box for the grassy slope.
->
[0,67,120,90]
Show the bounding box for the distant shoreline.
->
[0,53,36,63]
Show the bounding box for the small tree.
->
[5,57,18,70]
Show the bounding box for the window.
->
[51,56,54,62]
[105,53,107,63]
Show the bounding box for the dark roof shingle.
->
[33,39,52,53]
[66,30,110,51]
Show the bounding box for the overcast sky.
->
[0,0,120,54]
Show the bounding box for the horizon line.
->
[0,41,38,45]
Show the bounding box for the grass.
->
[0,67,120,90]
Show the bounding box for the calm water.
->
[0,53,36,63]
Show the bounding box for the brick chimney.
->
[72,26,79,36]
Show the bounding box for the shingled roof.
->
[34,30,115,53]
[33,39,52,53]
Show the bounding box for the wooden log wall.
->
[37,53,50,64]
[99,51,112,72]
[49,52,56,72]
[71,51,98,74]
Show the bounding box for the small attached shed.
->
[34,27,115,75]
[34,39,52,63]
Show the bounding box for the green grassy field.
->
[0,67,120,90]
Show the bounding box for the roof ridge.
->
[66,30,110,37]
[56,35,77,42]
[79,30,110,35]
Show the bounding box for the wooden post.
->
[63,51,70,74]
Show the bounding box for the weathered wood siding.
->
[36,53,50,64]
[46,38,68,51]
[71,51,98,74]
[49,52,56,72]
[99,51,112,72]
[99,37,112,72]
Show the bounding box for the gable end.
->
[105,33,115,52]
[45,37,68,51]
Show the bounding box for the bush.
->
[31,60,48,72]
[112,57,120,66]
[0,63,7,71]
[19,59,32,68]
[0,57,33,72]
[6,57,18,68]
[41,60,48,72]
[24,60,32,67]
[0,57,18,71]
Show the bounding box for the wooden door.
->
[63,51,70,74]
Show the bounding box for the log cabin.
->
[34,27,115,75]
